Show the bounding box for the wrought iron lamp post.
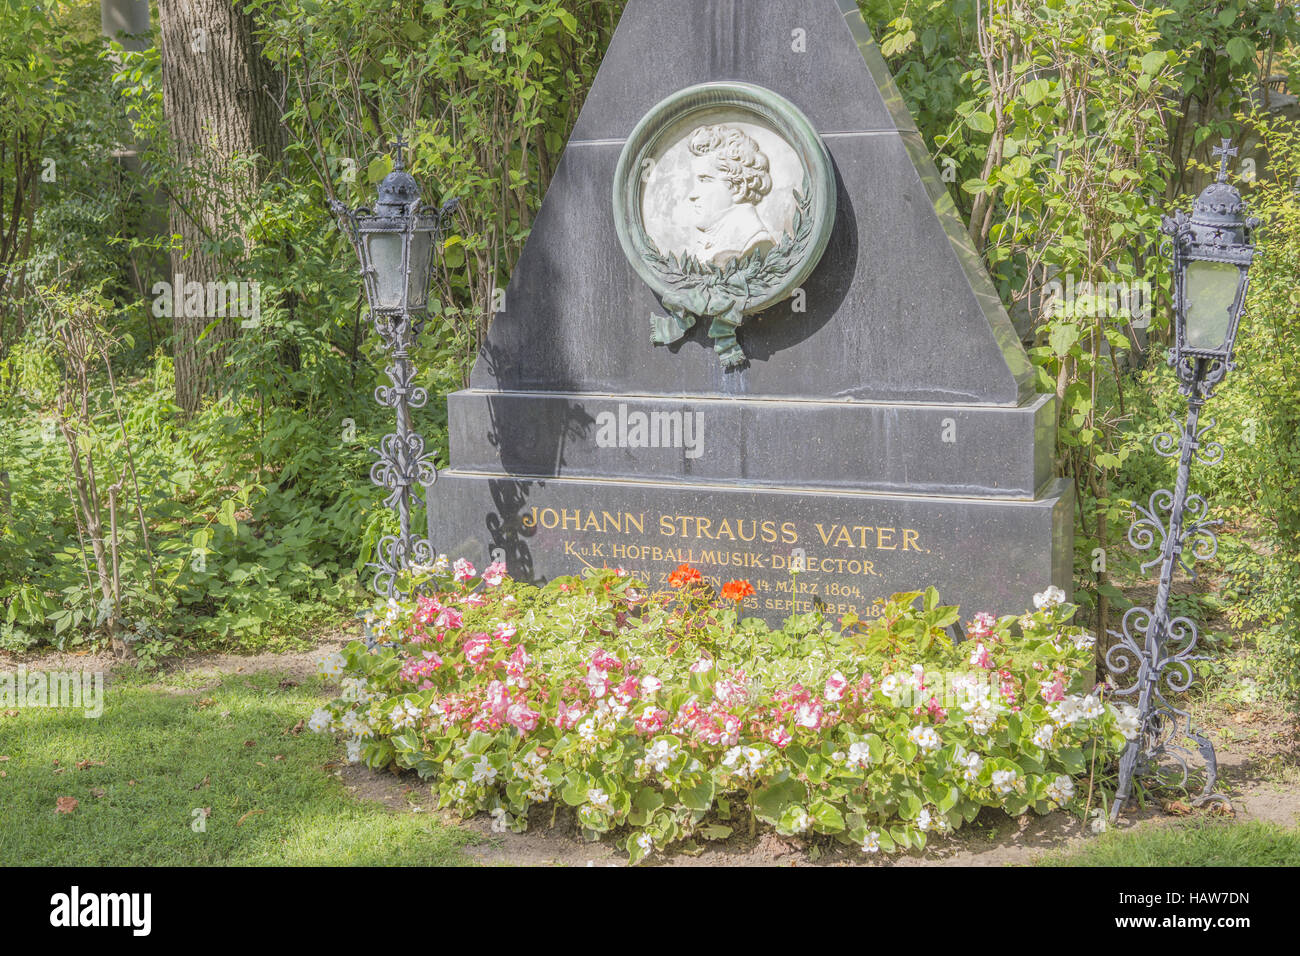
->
[1107,139,1258,821]
[329,138,458,600]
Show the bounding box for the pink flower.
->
[823,671,848,702]
[615,676,639,702]
[969,642,992,670]
[689,657,714,674]
[506,701,540,732]
[414,595,443,625]
[614,567,629,577]
[434,607,463,630]
[486,679,510,720]
[967,611,996,640]
[585,666,609,699]
[634,706,669,734]
[453,558,476,582]
[555,699,585,730]
[640,675,663,695]
[794,701,824,730]
[713,679,745,706]
[590,648,623,671]
[462,592,488,608]
[482,560,508,587]
[1039,678,1065,703]
[506,646,531,678]
[462,633,492,666]
[493,623,517,645]
[768,727,792,748]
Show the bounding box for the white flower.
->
[470,756,497,786]
[307,708,332,733]
[1080,694,1105,720]
[1046,774,1075,805]
[880,674,902,699]
[317,652,346,678]
[907,725,941,754]
[577,718,598,744]
[957,749,984,783]
[345,736,362,764]
[587,787,611,811]
[860,831,881,854]
[635,833,654,854]
[1050,696,1084,728]
[490,808,509,833]
[991,769,1018,795]
[847,741,873,769]
[1115,703,1141,740]
[1032,724,1055,750]
[1072,630,1096,650]
[721,746,744,768]
[644,739,678,773]
[452,780,468,799]
[1033,586,1067,610]
[789,807,811,834]
[640,676,663,695]
[916,808,932,831]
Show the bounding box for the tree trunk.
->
[155,0,282,415]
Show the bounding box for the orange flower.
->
[720,579,755,602]
[668,564,702,588]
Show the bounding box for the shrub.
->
[310,563,1135,863]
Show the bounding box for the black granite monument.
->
[428,0,1072,624]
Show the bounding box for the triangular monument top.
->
[471,0,1035,406]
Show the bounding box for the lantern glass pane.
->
[366,232,406,310]
[1184,260,1239,351]
[406,230,433,311]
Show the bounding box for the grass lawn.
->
[1042,820,1300,866]
[0,668,476,866]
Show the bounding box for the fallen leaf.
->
[127,779,136,786]
[192,774,210,791]
[235,809,264,827]
[1210,802,1236,817]
[243,740,256,748]
[75,759,105,770]
[51,759,59,766]
[55,796,78,814]
[90,788,105,798]
[219,711,231,718]
[196,698,215,709]
[273,754,285,762]
[278,678,299,689]
[1165,800,1193,816]
[256,761,266,767]
[0,755,9,762]
[284,719,304,736]
[0,770,7,778]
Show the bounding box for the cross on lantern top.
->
[391,135,409,171]
[1212,138,1238,183]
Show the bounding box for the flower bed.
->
[310,562,1135,863]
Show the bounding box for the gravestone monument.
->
[428,0,1072,624]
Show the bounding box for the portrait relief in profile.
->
[682,124,778,267]
[613,83,836,368]
[638,116,804,271]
